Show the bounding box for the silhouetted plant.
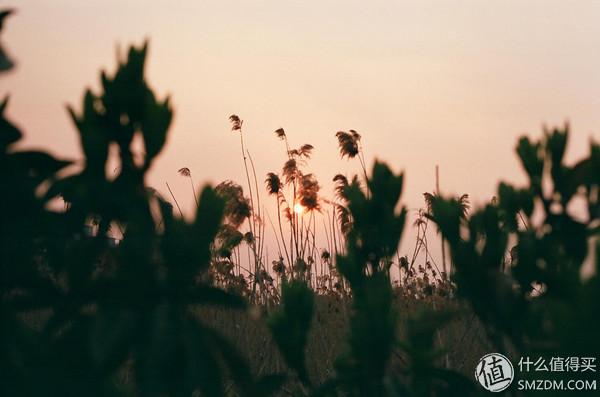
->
[267,162,468,397]
[330,162,406,396]
[267,280,314,387]
[178,167,199,207]
[6,9,600,396]
[393,309,476,397]
[228,114,266,301]
[1,82,73,396]
[1,31,283,396]
[266,127,321,283]
[335,130,368,188]
[421,192,469,277]
[0,9,14,71]
[429,125,600,395]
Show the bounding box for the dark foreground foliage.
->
[429,125,600,396]
[1,11,599,397]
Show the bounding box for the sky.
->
[3,0,600,268]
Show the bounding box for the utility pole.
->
[436,165,447,276]
[435,165,450,369]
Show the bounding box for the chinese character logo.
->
[475,353,514,392]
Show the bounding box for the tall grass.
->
[2,10,599,396]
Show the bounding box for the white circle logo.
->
[475,353,514,392]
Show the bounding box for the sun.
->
[294,203,305,215]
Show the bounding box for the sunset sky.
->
[3,0,600,263]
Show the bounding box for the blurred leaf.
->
[0,9,15,72]
[267,280,314,385]
[0,96,22,150]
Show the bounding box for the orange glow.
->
[5,0,598,265]
[294,203,305,215]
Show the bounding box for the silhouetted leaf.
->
[267,280,314,385]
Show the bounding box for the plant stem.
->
[165,182,183,218]
[189,175,198,207]
[276,194,291,267]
